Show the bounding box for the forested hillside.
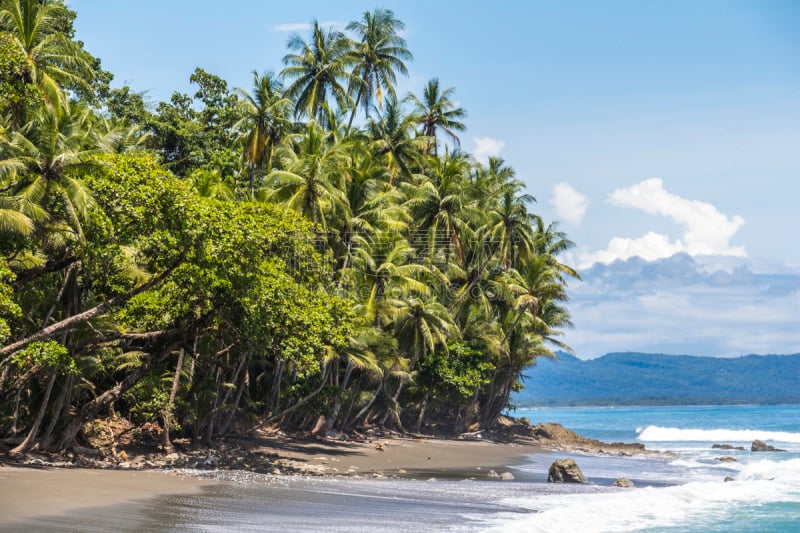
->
[0,1,578,455]
[514,352,800,406]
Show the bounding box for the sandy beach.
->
[0,436,541,526]
[0,466,211,525]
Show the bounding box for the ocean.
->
[496,404,800,532]
[6,405,799,532]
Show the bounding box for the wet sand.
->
[0,466,210,525]
[0,437,541,525]
[243,435,543,475]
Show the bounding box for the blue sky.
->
[69,1,800,356]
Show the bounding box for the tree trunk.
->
[56,349,172,450]
[219,363,249,436]
[323,360,354,432]
[379,377,406,426]
[414,394,429,434]
[346,381,383,430]
[161,348,185,454]
[262,362,329,426]
[10,371,57,456]
[204,367,222,447]
[41,373,72,450]
[0,255,185,363]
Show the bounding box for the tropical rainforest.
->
[0,0,578,455]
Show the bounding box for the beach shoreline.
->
[0,419,659,526]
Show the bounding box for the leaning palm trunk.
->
[345,381,383,430]
[379,377,406,426]
[161,348,185,454]
[323,360,355,432]
[41,373,73,450]
[10,371,58,456]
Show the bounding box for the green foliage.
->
[0,33,40,114]
[12,339,75,373]
[419,341,492,404]
[0,4,580,446]
[0,260,21,343]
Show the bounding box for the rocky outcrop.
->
[715,456,738,462]
[614,477,635,488]
[547,458,587,483]
[712,444,745,451]
[724,476,736,482]
[751,440,785,452]
[532,423,646,454]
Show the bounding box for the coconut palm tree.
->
[266,120,349,231]
[0,0,94,111]
[345,231,430,327]
[408,78,466,156]
[403,153,477,264]
[281,21,354,127]
[1,99,108,239]
[366,96,423,182]
[234,71,292,197]
[345,8,412,128]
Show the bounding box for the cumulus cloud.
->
[271,22,311,32]
[472,136,505,164]
[564,255,800,358]
[550,183,589,225]
[580,178,745,267]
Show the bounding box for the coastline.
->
[0,436,541,526]
[0,420,656,526]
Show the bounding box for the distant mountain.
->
[513,352,800,406]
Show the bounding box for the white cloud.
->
[550,183,589,225]
[580,178,746,267]
[564,255,800,358]
[472,136,505,164]
[271,22,312,32]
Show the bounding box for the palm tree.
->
[366,96,423,182]
[0,0,94,112]
[532,218,581,282]
[345,231,430,327]
[1,99,108,238]
[281,21,354,127]
[488,184,538,271]
[234,71,292,197]
[403,154,477,263]
[266,120,349,231]
[345,8,412,129]
[408,78,466,156]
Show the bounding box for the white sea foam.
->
[636,425,800,444]
[486,458,800,533]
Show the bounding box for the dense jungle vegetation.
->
[0,0,578,455]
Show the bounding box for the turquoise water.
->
[492,405,800,532]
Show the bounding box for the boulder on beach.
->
[547,458,587,483]
[751,440,785,452]
[614,477,635,488]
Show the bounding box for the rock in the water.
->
[499,472,515,480]
[751,440,785,452]
[614,477,635,488]
[712,444,746,451]
[715,456,738,462]
[547,458,587,483]
[724,476,736,482]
